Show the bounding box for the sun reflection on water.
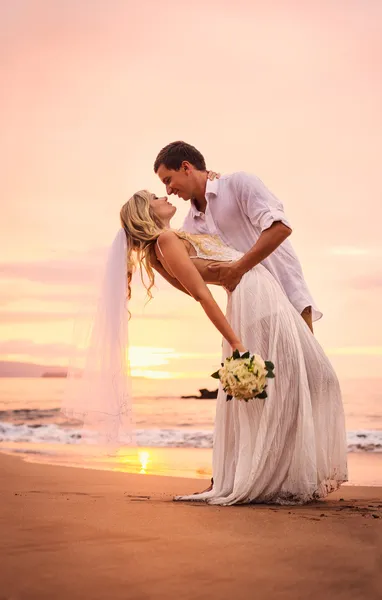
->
[138,450,150,474]
[112,446,213,479]
[113,448,152,474]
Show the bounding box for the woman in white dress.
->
[114,189,348,506]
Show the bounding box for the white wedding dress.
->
[172,232,348,505]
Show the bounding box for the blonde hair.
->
[120,190,165,305]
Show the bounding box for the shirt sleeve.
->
[232,172,292,232]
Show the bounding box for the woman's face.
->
[149,193,177,222]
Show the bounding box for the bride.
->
[64,189,348,506]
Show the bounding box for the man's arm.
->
[209,172,292,291]
[235,221,291,276]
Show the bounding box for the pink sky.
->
[1,0,381,379]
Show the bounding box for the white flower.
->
[214,351,274,401]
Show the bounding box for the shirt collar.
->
[190,177,219,218]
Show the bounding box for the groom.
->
[154,140,321,333]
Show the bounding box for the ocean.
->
[0,377,381,484]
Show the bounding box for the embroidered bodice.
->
[154,230,246,287]
[175,230,243,262]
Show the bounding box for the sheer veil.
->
[61,228,134,446]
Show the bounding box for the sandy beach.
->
[0,453,381,600]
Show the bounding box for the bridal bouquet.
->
[211,350,275,401]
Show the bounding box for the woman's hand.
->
[231,341,247,353]
[207,170,221,181]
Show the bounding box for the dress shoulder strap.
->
[155,237,166,261]
[154,235,176,278]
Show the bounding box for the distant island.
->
[0,363,219,394]
[0,361,68,378]
[181,388,218,400]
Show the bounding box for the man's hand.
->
[208,261,244,292]
[207,170,221,181]
[301,306,314,334]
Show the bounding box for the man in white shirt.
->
[154,141,321,332]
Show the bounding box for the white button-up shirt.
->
[182,171,322,321]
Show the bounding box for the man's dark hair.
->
[154,141,206,173]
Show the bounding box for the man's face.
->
[156,162,195,201]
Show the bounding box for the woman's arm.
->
[150,249,191,296]
[156,231,245,352]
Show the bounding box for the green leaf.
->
[266,371,275,379]
[226,394,233,401]
[234,374,240,382]
[256,390,268,399]
[232,349,240,360]
[211,370,221,379]
[241,351,250,359]
[265,361,275,371]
